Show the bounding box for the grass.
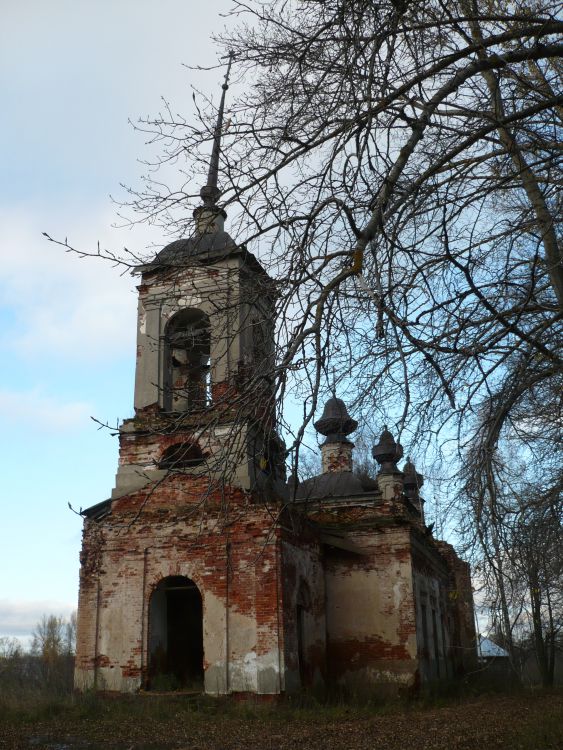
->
[0,678,560,720]
[1,683,562,749]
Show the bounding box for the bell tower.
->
[75,62,289,694]
[112,59,279,501]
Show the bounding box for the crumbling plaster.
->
[75,489,289,694]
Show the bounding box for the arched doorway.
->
[148,576,204,691]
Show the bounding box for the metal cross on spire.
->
[200,52,234,209]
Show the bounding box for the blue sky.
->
[0,0,233,642]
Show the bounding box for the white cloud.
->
[0,387,91,432]
[0,2,240,366]
[0,599,76,639]
[0,206,140,362]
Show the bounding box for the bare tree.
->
[49,2,562,533]
[119,2,563,677]
[460,410,562,685]
[31,615,67,663]
[0,637,23,660]
[29,613,76,692]
[32,611,76,660]
[95,0,560,458]
[65,610,77,657]
[512,489,562,686]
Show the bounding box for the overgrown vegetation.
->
[0,613,77,713]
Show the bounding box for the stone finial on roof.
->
[314,396,358,475]
[403,456,423,490]
[403,457,425,520]
[372,426,403,474]
[314,396,358,445]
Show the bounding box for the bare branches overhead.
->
[114,1,561,464]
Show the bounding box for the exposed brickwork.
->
[75,224,476,696]
[75,475,288,693]
[322,526,417,687]
[321,442,353,474]
[75,455,475,694]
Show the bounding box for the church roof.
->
[137,231,269,277]
[81,497,111,521]
[152,230,238,266]
[294,471,370,500]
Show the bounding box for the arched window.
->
[158,442,205,470]
[164,309,210,412]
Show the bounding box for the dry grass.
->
[0,688,561,749]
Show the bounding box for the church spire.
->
[199,52,234,211]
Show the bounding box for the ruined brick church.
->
[74,75,476,696]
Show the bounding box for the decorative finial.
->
[199,52,234,209]
[403,456,423,488]
[403,456,425,518]
[372,426,403,474]
[314,396,358,444]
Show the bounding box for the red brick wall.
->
[75,477,289,694]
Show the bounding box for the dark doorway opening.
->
[148,576,204,691]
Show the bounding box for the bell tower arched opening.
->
[164,309,210,412]
[148,576,204,691]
